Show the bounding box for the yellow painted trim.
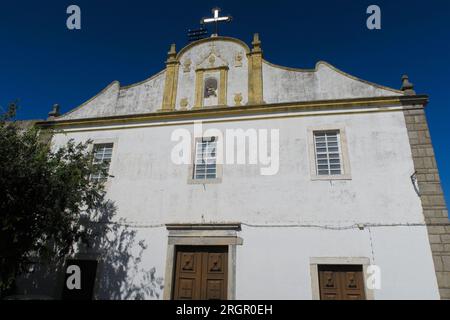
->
[196,66,229,72]
[248,51,264,104]
[219,68,228,106]
[46,106,417,134]
[194,69,204,109]
[247,53,254,104]
[171,64,179,109]
[194,67,229,108]
[38,95,427,130]
[161,62,179,111]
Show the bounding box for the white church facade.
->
[28,33,450,300]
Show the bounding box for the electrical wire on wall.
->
[91,220,450,229]
[367,227,376,265]
[87,220,449,269]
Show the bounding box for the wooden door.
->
[173,246,228,300]
[318,265,366,300]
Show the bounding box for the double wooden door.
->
[173,246,228,300]
[318,265,366,300]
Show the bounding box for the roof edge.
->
[263,59,404,95]
[37,95,428,128]
[176,36,251,60]
[57,81,120,119]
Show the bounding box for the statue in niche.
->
[204,77,218,98]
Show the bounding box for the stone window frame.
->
[163,224,242,300]
[309,257,374,300]
[187,135,223,185]
[307,125,352,181]
[87,138,119,189]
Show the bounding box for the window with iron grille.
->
[90,143,113,183]
[314,131,342,176]
[193,137,217,180]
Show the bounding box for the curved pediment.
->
[55,34,406,121]
[262,60,403,103]
[57,71,166,121]
[174,37,250,110]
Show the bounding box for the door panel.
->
[173,246,228,300]
[318,265,366,300]
[201,251,228,300]
[319,270,342,299]
[173,251,202,299]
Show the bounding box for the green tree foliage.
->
[0,102,108,297]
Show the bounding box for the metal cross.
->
[201,7,232,36]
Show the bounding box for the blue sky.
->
[0,0,449,207]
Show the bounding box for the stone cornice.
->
[36,95,429,129]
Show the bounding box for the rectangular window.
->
[314,131,342,176]
[193,137,217,180]
[91,143,113,183]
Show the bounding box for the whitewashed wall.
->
[262,61,401,104]
[237,226,438,300]
[57,71,166,120]
[45,107,439,299]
